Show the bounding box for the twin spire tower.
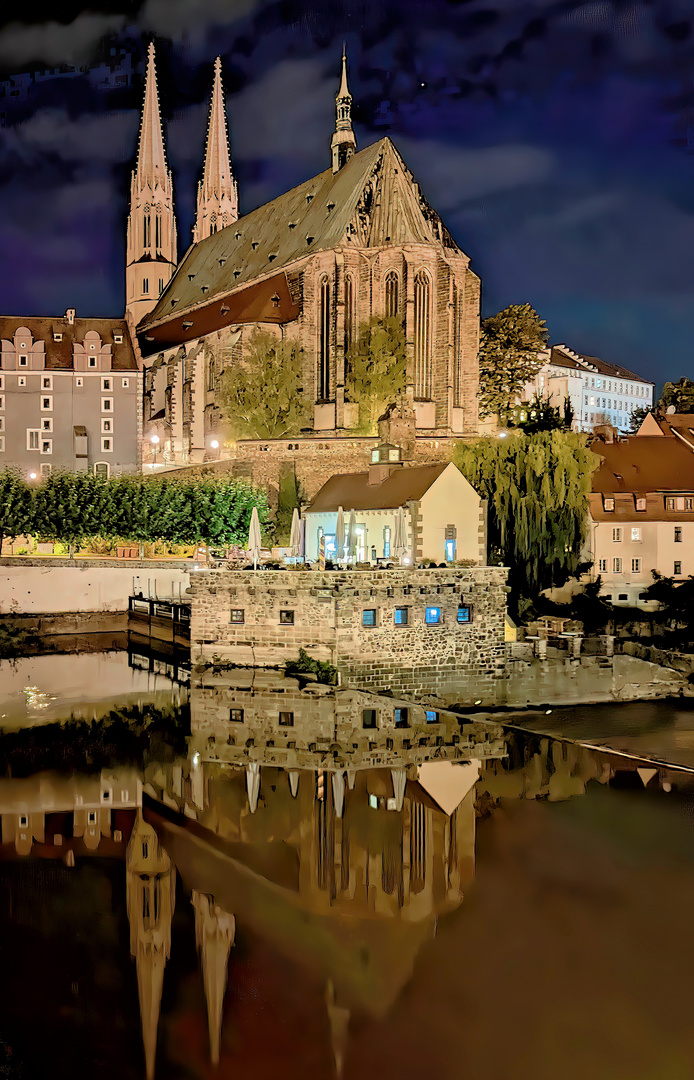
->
[126,44,355,327]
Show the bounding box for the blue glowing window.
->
[362,609,377,627]
[426,710,438,724]
[394,707,409,727]
[425,606,441,625]
[457,606,472,623]
[394,606,408,626]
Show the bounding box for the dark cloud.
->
[0,14,127,66]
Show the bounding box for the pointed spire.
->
[194,56,238,242]
[192,891,236,1066]
[331,50,357,173]
[135,43,168,187]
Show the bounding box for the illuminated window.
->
[604,498,614,511]
[426,710,438,724]
[394,707,409,728]
[229,708,244,723]
[635,498,646,511]
[425,606,441,625]
[457,605,472,623]
[631,528,641,541]
[362,609,377,627]
[394,606,408,626]
[230,609,244,624]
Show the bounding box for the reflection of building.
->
[126,814,176,1080]
[0,769,141,857]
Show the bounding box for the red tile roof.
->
[550,345,653,385]
[307,463,450,512]
[590,436,694,520]
[0,315,137,370]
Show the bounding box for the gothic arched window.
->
[344,273,355,359]
[143,207,151,249]
[385,270,399,319]
[317,274,331,401]
[155,210,162,249]
[210,213,217,235]
[414,269,432,400]
[453,284,463,407]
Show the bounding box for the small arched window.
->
[414,269,432,400]
[385,270,399,319]
[317,274,331,401]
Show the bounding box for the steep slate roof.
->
[140,136,465,332]
[0,316,137,370]
[307,462,451,513]
[591,437,694,495]
[550,344,653,385]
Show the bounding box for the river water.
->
[0,647,692,1080]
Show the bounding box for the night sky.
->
[1,1,694,388]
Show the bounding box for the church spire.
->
[331,51,357,174]
[135,43,168,187]
[125,42,178,328]
[193,56,238,242]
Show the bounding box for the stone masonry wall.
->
[189,567,508,705]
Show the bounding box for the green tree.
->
[478,303,549,419]
[656,377,694,414]
[217,329,311,439]
[345,316,407,434]
[628,405,650,433]
[508,391,571,435]
[454,430,600,614]
[0,469,33,554]
[33,472,106,552]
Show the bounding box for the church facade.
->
[130,48,482,477]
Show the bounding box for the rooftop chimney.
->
[65,308,75,325]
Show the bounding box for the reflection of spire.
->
[247,763,261,813]
[193,56,238,241]
[192,891,236,1066]
[288,769,300,797]
[326,979,350,1077]
[126,813,176,1080]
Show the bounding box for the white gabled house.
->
[304,445,487,565]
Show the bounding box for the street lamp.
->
[210,439,219,449]
[150,433,160,465]
[28,472,37,480]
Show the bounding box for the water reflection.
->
[0,669,688,1079]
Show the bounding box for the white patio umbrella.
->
[298,516,306,562]
[248,506,262,570]
[347,508,357,564]
[394,505,408,562]
[289,508,301,559]
[335,505,345,564]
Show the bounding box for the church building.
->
[132,47,482,484]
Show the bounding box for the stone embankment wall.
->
[189,567,508,705]
[621,640,694,677]
[0,559,190,615]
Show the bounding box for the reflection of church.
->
[1,692,659,1078]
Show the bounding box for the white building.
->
[587,414,694,606]
[523,344,654,434]
[304,447,486,565]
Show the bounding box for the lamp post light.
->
[150,433,160,465]
[28,472,37,481]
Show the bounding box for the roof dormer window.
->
[113,333,123,344]
[53,332,62,342]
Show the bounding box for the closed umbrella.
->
[298,516,306,562]
[248,506,262,570]
[347,509,357,563]
[335,505,345,564]
[394,506,408,562]
[289,508,301,559]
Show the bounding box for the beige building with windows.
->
[0,309,139,478]
[587,414,694,605]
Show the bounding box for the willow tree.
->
[346,316,407,434]
[454,430,600,611]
